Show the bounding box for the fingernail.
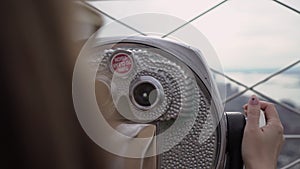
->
[249,95,259,105]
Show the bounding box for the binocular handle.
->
[225,112,246,169]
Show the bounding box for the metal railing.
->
[211,59,300,115]
[280,158,300,169]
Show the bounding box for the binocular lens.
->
[133,82,158,107]
[130,76,164,110]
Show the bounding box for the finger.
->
[245,95,261,129]
[243,104,248,110]
[260,101,281,124]
[243,104,248,116]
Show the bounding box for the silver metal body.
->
[93,36,227,169]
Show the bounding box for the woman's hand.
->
[242,95,284,169]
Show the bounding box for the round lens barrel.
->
[133,82,158,107]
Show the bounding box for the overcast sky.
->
[90,0,300,71]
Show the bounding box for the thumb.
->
[245,95,261,129]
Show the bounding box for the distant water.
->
[225,71,300,107]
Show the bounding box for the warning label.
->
[110,52,133,75]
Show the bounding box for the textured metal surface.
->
[94,45,218,168]
[131,70,181,121]
[158,95,217,169]
[96,47,199,123]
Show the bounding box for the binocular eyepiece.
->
[130,76,164,110]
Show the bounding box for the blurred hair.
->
[0,1,105,169]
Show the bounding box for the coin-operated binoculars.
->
[74,36,246,169]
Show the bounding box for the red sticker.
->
[110,52,133,75]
